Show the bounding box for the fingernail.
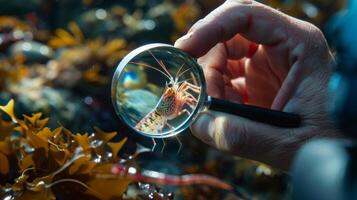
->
[191,113,215,143]
[174,32,193,48]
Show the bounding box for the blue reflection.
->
[122,72,139,85]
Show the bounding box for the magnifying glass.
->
[111,43,301,140]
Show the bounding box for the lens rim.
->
[111,43,207,138]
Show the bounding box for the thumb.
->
[190,111,298,170]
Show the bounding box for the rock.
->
[9,41,54,63]
[115,89,158,122]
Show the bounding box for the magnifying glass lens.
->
[112,44,206,138]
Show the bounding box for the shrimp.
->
[130,50,201,152]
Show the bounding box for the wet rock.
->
[76,8,123,38]
[9,41,54,63]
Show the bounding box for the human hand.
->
[175,0,341,171]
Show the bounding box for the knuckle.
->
[302,22,327,46]
[309,23,324,38]
[295,21,331,63]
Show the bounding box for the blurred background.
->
[0,0,347,199]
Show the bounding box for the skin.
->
[174,0,342,171]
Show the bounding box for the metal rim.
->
[111,43,207,138]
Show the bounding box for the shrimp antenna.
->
[148,50,173,79]
[129,62,171,80]
[175,63,185,78]
[177,68,191,79]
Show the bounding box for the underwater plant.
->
[0,100,236,200]
[0,99,131,199]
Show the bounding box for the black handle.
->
[208,97,301,128]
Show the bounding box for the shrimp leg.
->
[152,138,157,152]
[176,136,182,155]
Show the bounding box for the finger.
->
[203,67,225,99]
[198,43,248,101]
[198,44,244,100]
[190,111,298,171]
[175,0,289,57]
[198,43,227,73]
[197,39,247,86]
[231,77,248,103]
[198,44,227,98]
[224,34,258,60]
[224,85,243,103]
[198,39,251,97]
[272,60,303,110]
[243,47,280,107]
[227,59,246,78]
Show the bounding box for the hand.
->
[175,0,341,171]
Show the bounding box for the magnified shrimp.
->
[130,50,201,152]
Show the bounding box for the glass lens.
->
[112,44,206,138]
